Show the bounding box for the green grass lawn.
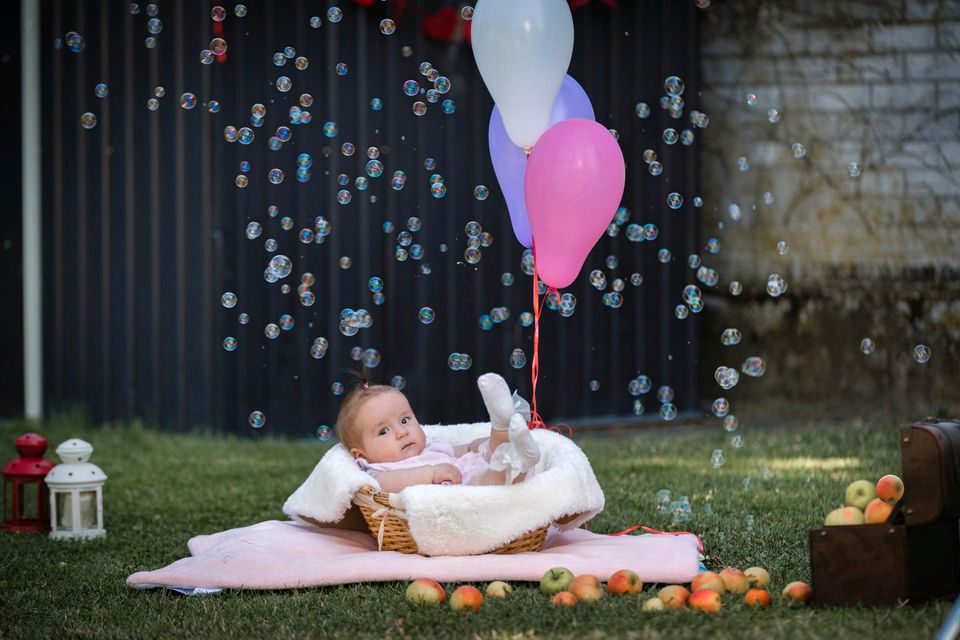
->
[0,412,951,639]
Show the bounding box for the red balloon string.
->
[528,244,572,439]
[607,524,705,556]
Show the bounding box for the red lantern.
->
[2,433,55,533]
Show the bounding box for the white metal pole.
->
[22,0,43,420]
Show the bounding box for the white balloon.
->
[471,0,574,149]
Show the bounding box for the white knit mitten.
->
[478,373,514,431]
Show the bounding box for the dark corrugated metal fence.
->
[41,0,700,436]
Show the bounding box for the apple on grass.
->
[551,591,577,607]
[744,589,771,607]
[449,585,483,613]
[642,597,666,612]
[539,567,575,595]
[744,566,770,589]
[606,569,643,596]
[569,575,604,602]
[719,567,749,594]
[782,581,813,606]
[845,479,877,511]
[657,584,690,609]
[688,588,722,613]
[877,474,905,504]
[405,579,445,605]
[691,571,725,594]
[484,581,512,599]
[824,506,864,526]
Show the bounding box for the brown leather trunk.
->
[808,418,960,607]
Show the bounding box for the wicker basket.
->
[352,485,548,555]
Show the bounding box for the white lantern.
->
[44,438,107,540]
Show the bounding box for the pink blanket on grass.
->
[126,520,703,591]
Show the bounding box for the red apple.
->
[657,584,690,609]
[688,588,722,613]
[449,585,483,613]
[876,474,904,504]
[691,571,725,594]
[569,574,604,602]
[719,567,749,594]
[824,506,865,526]
[744,566,770,589]
[405,578,445,605]
[744,589,771,607]
[551,591,577,607]
[606,569,643,596]
[864,498,894,524]
[782,581,813,606]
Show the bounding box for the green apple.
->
[539,567,575,594]
[824,505,864,526]
[845,479,877,510]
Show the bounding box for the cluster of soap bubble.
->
[447,352,473,371]
[741,356,766,377]
[310,336,329,360]
[628,375,652,397]
[461,220,495,265]
[349,345,382,368]
[402,60,456,118]
[339,308,373,337]
[714,366,740,390]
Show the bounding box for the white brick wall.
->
[700,0,960,289]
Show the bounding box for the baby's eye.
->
[378,427,389,436]
[401,417,409,425]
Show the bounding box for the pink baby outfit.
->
[355,438,492,485]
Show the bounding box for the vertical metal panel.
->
[41,0,700,435]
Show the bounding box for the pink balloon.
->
[524,119,626,289]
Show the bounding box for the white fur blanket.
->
[282,422,605,556]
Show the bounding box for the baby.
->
[337,373,540,492]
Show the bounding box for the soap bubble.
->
[222,336,238,352]
[710,450,725,469]
[268,255,292,278]
[674,304,689,319]
[335,63,348,76]
[746,92,758,106]
[657,386,674,403]
[777,240,789,255]
[660,403,677,420]
[235,175,249,188]
[791,142,807,159]
[633,400,644,415]
[245,222,262,240]
[235,4,247,17]
[147,18,163,34]
[705,238,720,254]
[667,192,683,209]
[268,168,284,184]
[210,37,227,55]
[766,274,787,297]
[849,162,862,177]
[95,83,108,98]
[434,76,451,94]
[294,56,309,71]
[662,128,678,145]
[276,76,292,92]
[337,190,352,205]
[737,156,750,172]
[412,101,427,116]
[310,16,321,28]
[264,323,280,339]
[207,100,220,113]
[741,357,766,377]
[664,75,685,97]
[379,19,396,35]
[327,7,342,22]
[338,256,352,269]
[248,411,266,429]
[510,348,526,369]
[331,382,345,396]
[729,281,743,296]
[648,161,663,176]
[860,338,875,355]
[501,272,514,287]
[712,398,729,417]
[658,249,672,263]
[221,292,238,308]
[767,108,781,123]
[370,97,383,110]
[913,344,931,363]
[473,185,489,200]
[461,6,474,19]
[180,93,196,109]
[279,314,295,331]
[714,366,740,390]
[211,6,226,21]
[390,375,406,390]
[728,203,742,221]
[589,380,600,392]
[323,121,339,137]
[721,328,741,346]
[362,348,381,368]
[635,102,650,118]
[80,113,97,129]
[367,277,384,293]
[418,307,435,324]
[723,415,739,433]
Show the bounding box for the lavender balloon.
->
[488,75,595,248]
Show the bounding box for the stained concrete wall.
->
[697,0,960,420]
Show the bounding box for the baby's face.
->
[349,390,426,463]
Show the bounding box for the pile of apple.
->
[404,566,814,614]
[539,566,811,612]
[823,474,904,526]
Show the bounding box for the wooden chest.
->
[808,418,960,607]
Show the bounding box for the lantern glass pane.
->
[56,492,72,529]
[79,491,96,529]
[21,482,38,520]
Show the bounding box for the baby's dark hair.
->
[336,366,397,452]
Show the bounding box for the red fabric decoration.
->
[424,6,460,43]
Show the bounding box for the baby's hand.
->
[431,463,462,485]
